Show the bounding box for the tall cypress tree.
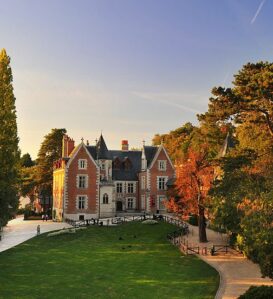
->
[0,49,20,226]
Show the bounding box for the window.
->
[101,162,105,170]
[127,198,134,209]
[123,158,132,170]
[158,196,166,210]
[127,183,134,193]
[78,175,88,188]
[141,176,145,190]
[141,195,145,210]
[78,196,86,209]
[113,157,120,169]
[158,177,166,190]
[103,193,108,204]
[116,183,123,193]
[78,159,87,169]
[158,160,167,171]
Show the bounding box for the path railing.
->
[64,214,154,227]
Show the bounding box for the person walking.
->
[37,225,40,235]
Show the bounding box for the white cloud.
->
[131,91,202,114]
[251,0,266,24]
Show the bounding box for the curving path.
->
[182,223,273,299]
[0,216,71,252]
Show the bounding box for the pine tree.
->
[0,49,20,226]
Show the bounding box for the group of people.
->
[42,214,49,222]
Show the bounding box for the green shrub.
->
[142,220,158,225]
[260,253,273,279]
[238,286,273,299]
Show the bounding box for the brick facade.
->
[53,134,175,221]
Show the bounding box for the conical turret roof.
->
[96,134,109,159]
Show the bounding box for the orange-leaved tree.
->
[168,145,215,242]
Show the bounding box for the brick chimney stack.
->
[121,140,129,151]
[62,135,75,158]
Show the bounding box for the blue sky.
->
[1,0,273,158]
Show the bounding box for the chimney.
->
[121,140,129,151]
[62,134,75,158]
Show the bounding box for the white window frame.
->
[103,193,109,204]
[116,182,123,193]
[158,160,167,171]
[157,176,167,190]
[127,197,135,209]
[77,175,88,189]
[127,183,134,194]
[78,159,87,170]
[77,195,87,210]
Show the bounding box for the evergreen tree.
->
[0,49,20,226]
[20,153,35,168]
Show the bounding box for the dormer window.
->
[78,159,87,170]
[113,157,120,169]
[123,157,132,170]
[158,160,167,171]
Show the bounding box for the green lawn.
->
[0,222,219,299]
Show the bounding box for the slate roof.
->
[86,146,97,160]
[109,150,142,181]
[144,146,158,167]
[86,136,159,181]
[86,135,110,160]
[96,134,109,159]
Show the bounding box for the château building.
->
[53,134,175,221]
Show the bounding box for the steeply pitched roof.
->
[96,134,109,159]
[86,146,97,160]
[109,150,142,181]
[144,146,158,167]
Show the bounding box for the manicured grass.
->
[0,222,219,299]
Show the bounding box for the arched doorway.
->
[116,201,123,211]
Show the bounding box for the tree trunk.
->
[198,205,208,242]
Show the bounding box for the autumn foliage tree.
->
[168,146,215,242]
[200,61,273,277]
[153,122,196,161]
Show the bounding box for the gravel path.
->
[182,223,273,299]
